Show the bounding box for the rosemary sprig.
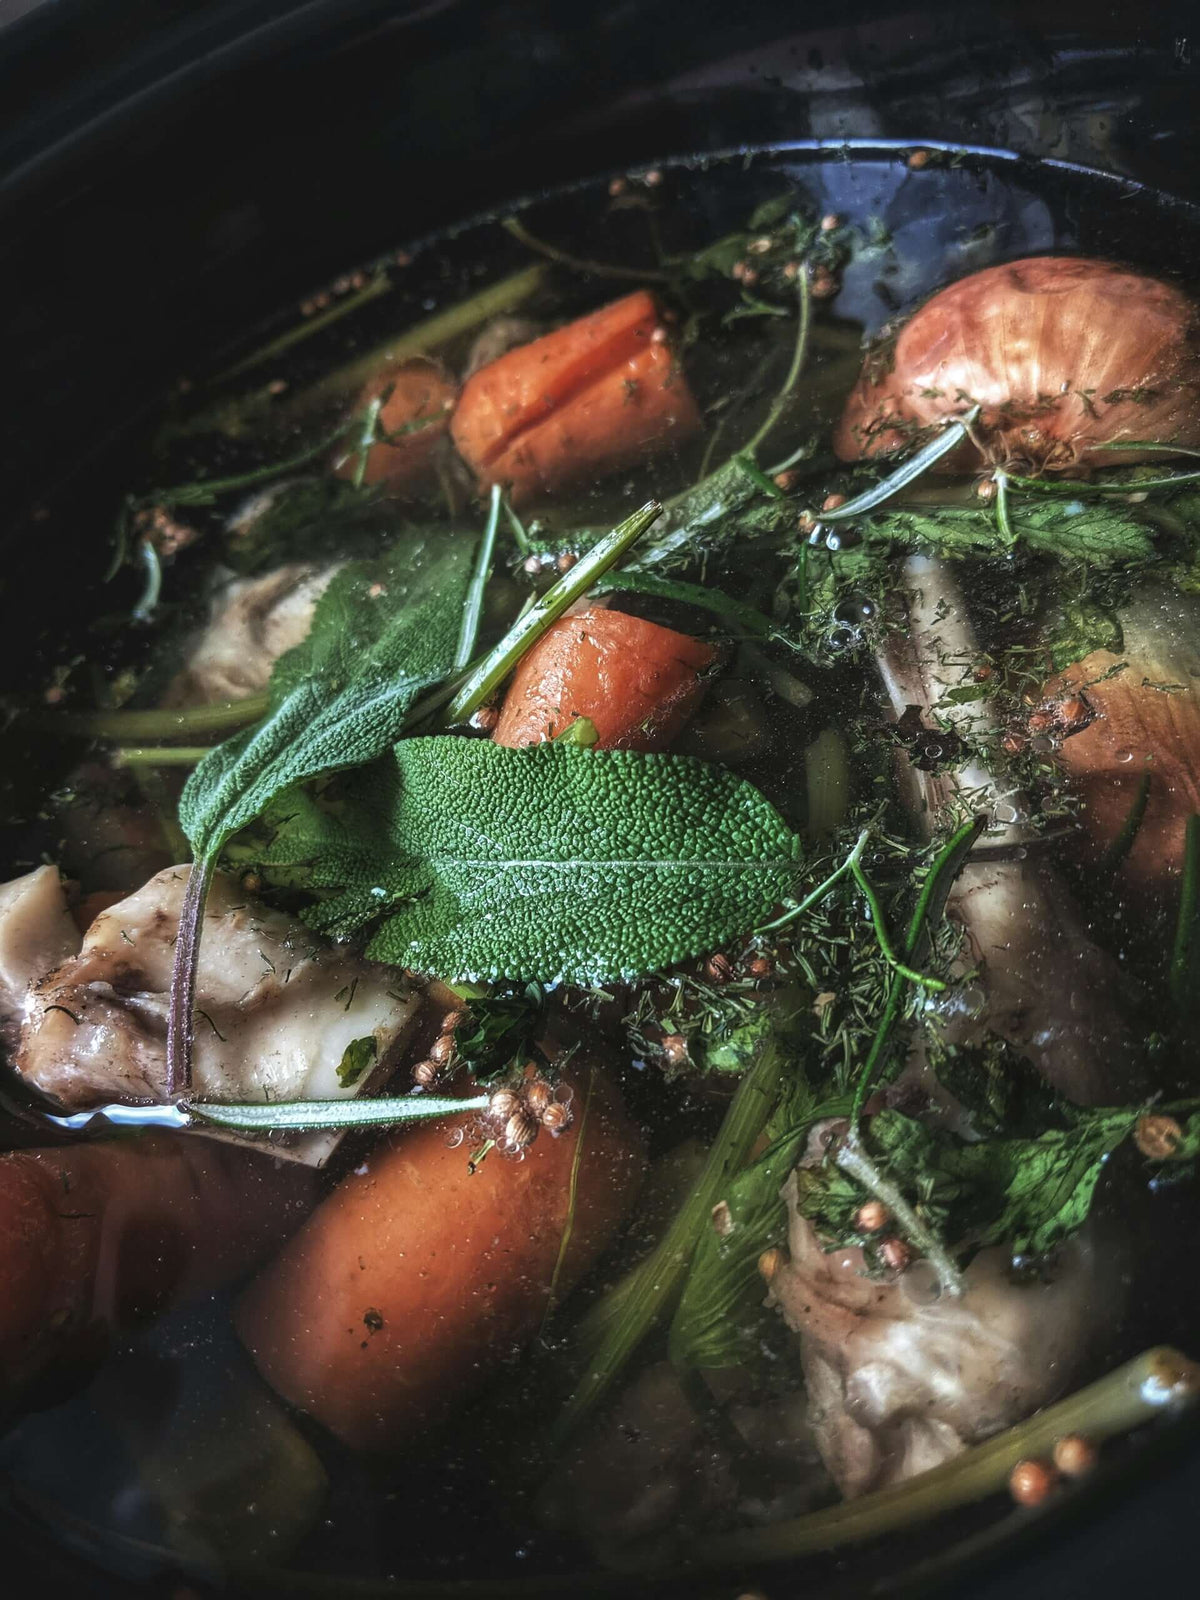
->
[445,500,662,725]
[815,406,981,522]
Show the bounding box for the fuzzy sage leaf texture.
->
[253,739,805,984]
[178,530,478,862]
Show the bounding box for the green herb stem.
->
[1099,772,1152,876]
[849,858,947,991]
[113,746,210,767]
[501,216,672,283]
[187,1091,489,1133]
[593,570,773,637]
[347,394,385,490]
[835,1129,966,1297]
[740,268,812,461]
[212,271,392,384]
[556,1036,787,1442]
[754,827,869,936]
[850,816,985,1126]
[693,1346,1200,1569]
[149,415,359,512]
[28,694,270,743]
[733,454,786,499]
[1007,468,1200,497]
[454,485,502,672]
[993,469,1016,546]
[445,500,662,724]
[165,855,216,1098]
[1169,814,1200,1008]
[816,407,981,523]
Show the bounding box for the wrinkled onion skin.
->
[835,257,1200,473]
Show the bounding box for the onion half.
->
[835,257,1200,475]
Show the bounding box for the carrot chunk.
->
[234,1068,644,1452]
[335,358,457,492]
[493,606,716,752]
[450,290,701,503]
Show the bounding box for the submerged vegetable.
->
[493,606,717,750]
[0,1136,316,1414]
[334,358,457,491]
[450,289,702,503]
[234,1065,644,1451]
[835,257,1200,473]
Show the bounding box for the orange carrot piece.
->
[234,1068,644,1452]
[493,605,716,752]
[335,358,457,491]
[450,290,701,503]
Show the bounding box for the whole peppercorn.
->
[821,492,848,513]
[796,510,818,536]
[973,663,994,682]
[974,476,998,503]
[758,1247,787,1284]
[1052,1434,1098,1477]
[705,953,734,984]
[469,705,500,734]
[820,212,840,232]
[555,551,579,573]
[1028,710,1056,734]
[1008,1458,1061,1507]
[504,1109,540,1151]
[1002,730,1027,755]
[809,266,839,300]
[773,469,801,492]
[608,176,627,197]
[1134,1113,1183,1159]
[523,1077,554,1117]
[878,1236,914,1272]
[782,259,801,281]
[540,1101,573,1135]
[487,1088,522,1125]
[522,553,546,576]
[412,1059,440,1088]
[240,871,264,894]
[907,148,931,170]
[441,1008,467,1034]
[746,954,774,979]
[642,168,663,187]
[660,1032,689,1069]
[855,1200,891,1234]
[428,1032,456,1066]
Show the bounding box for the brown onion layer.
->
[835,256,1200,474]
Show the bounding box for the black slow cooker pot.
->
[1,3,1198,1596]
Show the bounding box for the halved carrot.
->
[335,358,457,492]
[493,605,717,752]
[0,1135,317,1412]
[234,1066,644,1452]
[450,290,702,504]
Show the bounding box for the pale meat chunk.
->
[164,563,338,707]
[0,866,80,1043]
[15,866,421,1164]
[768,1168,1112,1498]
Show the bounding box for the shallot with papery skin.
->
[835,257,1200,474]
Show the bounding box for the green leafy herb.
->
[259,739,805,985]
[166,530,479,1093]
[1042,596,1124,673]
[454,986,545,1081]
[799,1098,1200,1264]
[335,1035,378,1089]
